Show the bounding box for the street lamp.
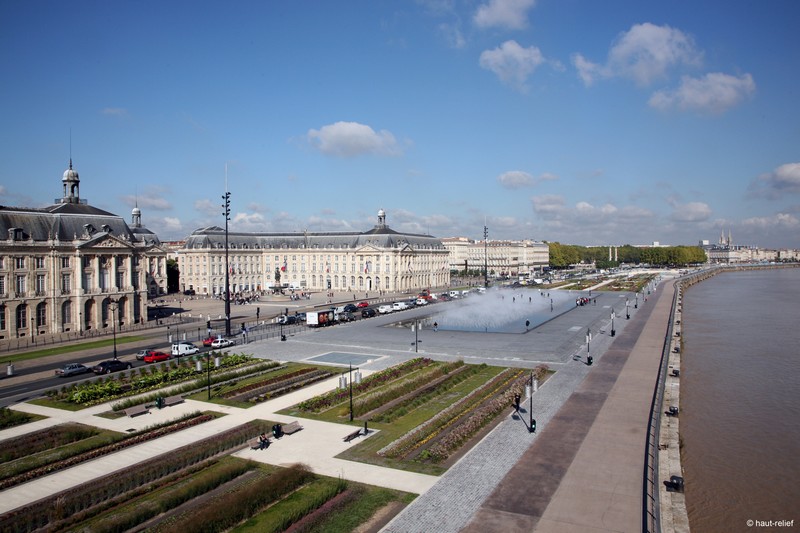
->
[341,363,361,422]
[528,370,536,433]
[31,316,35,345]
[626,298,630,320]
[635,292,639,309]
[110,299,118,360]
[483,224,489,288]
[611,310,616,337]
[222,188,232,337]
[206,352,211,400]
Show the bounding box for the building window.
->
[15,275,26,296]
[0,256,4,268]
[36,302,46,327]
[15,305,26,330]
[61,256,70,268]
[0,275,4,296]
[61,274,71,294]
[62,301,71,325]
[35,257,45,269]
[116,271,125,289]
[0,304,5,330]
[35,274,46,295]
[15,257,25,269]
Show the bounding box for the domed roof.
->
[132,206,141,216]
[62,159,79,182]
[378,208,386,217]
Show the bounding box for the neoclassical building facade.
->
[0,161,167,340]
[442,236,549,277]
[178,210,449,295]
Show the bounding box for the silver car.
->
[55,363,91,377]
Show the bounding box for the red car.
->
[357,301,369,308]
[202,336,216,347]
[143,351,171,363]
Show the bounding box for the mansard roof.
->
[182,224,446,252]
[0,204,137,243]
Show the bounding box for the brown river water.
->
[681,268,800,532]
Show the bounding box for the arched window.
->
[15,305,27,330]
[36,302,47,327]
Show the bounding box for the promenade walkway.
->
[384,282,672,532]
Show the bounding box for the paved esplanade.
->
[0,286,665,526]
[383,284,671,533]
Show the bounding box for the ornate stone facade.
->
[178,209,449,295]
[0,161,166,339]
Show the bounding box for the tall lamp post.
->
[528,370,537,433]
[110,300,118,360]
[222,189,232,337]
[483,224,489,288]
[626,298,630,319]
[610,310,616,337]
[206,352,212,400]
[341,363,361,422]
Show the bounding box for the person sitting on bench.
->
[258,433,271,450]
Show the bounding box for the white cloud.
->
[573,23,702,87]
[439,22,466,49]
[307,121,403,157]
[0,185,7,196]
[121,194,172,211]
[749,162,800,198]
[670,201,712,222]
[497,170,534,188]
[479,40,544,92]
[531,194,565,216]
[741,212,800,230]
[498,170,558,189]
[194,199,219,218]
[649,72,755,114]
[101,107,128,117]
[474,0,535,30]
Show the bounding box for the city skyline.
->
[1,1,798,248]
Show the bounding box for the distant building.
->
[441,237,549,277]
[0,160,167,339]
[178,209,449,295]
[699,230,797,263]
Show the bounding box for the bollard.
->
[7,364,14,377]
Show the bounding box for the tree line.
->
[547,242,707,269]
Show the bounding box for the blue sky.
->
[1,0,799,248]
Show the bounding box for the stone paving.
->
[0,284,666,529]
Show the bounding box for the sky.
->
[1,0,799,249]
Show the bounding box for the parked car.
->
[295,312,307,322]
[202,336,217,347]
[338,311,356,322]
[361,307,377,318]
[343,303,358,313]
[392,302,408,311]
[277,315,297,325]
[172,342,199,357]
[55,362,91,377]
[144,351,171,363]
[211,337,235,349]
[378,304,393,314]
[92,360,132,375]
[356,301,369,308]
[415,298,429,306]
[136,348,159,361]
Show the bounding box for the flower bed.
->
[369,363,481,423]
[45,354,264,407]
[296,358,434,413]
[0,423,98,463]
[379,368,520,459]
[0,407,34,429]
[0,412,215,491]
[223,368,333,403]
[0,419,272,533]
[351,361,465,419]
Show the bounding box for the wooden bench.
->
[164,395,184,407]
[282,421,303,435]
[343,428,362,442]
[125,404,149,417]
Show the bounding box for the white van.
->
[171,342,200,357]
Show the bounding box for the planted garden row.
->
[0,423,98,464]
[0,419,272,533]
[0,412,214,491]
[297,358,434,413]
[223,368,334,403]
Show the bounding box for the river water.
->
[681,268,800,532]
